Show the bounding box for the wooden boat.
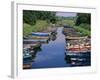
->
[23,53,32,59]
[23,64,32,69]
[31,32,51,36]
[67,49,90,53]
[67,47,89,51]
[65,51,90,57]
[23,39,48,44]
[31,36,49,39]
[23,48,32,60]
[71,58,86,62]
[70,57,90,66]
[66,43,91,51]
[65,36,87,40]
[23,43,41,49]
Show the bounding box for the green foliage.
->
[32,20,48,32]
[73,13,91,36]
[73,25,91,36]
[62,19,75,27]
[23,23,32,37]
[79,23,90,31]
[23,11,36,25]
[23,10,57,25]
[75,13,91,25]
[23,20,48,37]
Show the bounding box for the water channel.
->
[31,27,71,68]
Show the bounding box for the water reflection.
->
[23,27,91,69]
[30,27,70,68]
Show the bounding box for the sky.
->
[56,12,77,17]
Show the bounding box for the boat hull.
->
[31,32,51,36]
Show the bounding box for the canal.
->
[31,27,71,68]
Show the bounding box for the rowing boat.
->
[31,36,49,39]
[65,36,87,40]
[23,39,48,44]
[23,64,32,69]
[23,42,41,49]
[31,32,51,36]
[65,51,90,57]
[23,48,32,60]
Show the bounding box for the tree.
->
[23,10,57,25]
[75,13,91,25]
[23,10,37,25]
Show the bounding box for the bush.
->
[79,23,90,31]
[73,26,91,36]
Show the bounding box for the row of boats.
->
[63,25,91,66]
[23,27,57,69]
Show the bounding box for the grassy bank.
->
[62,19,91,36]
[62,19,75,27]
[23,20,48,37]
[73,26,91,36]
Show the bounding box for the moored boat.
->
[65,36,87,40]
[23,42,41,49]
[65,51,90,58]
[31,32,51,36]
[65,51,91,66]
[66,42,91,51]
[23,48,32,60]
[66,47,90,51]
[31,36,49,39]
[23,63,32,69]
[71,57,86,62]
[23,39,48,44]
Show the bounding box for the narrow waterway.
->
[31,27,71,68]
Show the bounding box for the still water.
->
[31,27,71,68]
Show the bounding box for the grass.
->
[73,25,91,36]
[56,19,75,27]
[62,19,75,27]
[23,20,48,37]
[62,19,91,36]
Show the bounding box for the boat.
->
[23,48,32,60]
[31,36,49,39]
[23,64,31,69]
[66,43,91,51]
[23,42,41,49]
[67,47,89,51]
[71,58,86,62]
[23,39,48,44]
[65,36,87,40]
[70,57,90,66]
[65,51,90,66]
[65,51,90,58]
[31,32,51,36]
[23,52,32,59]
